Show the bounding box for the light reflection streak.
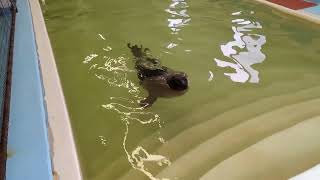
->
[208,71,214,82]
[98,33,106,40]
[165,0,191,49]
[83,35,171,180]
[214,11,267,83]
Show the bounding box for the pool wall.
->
[6,0,53,179]
[6,0,82,179]
[28,0,82,179]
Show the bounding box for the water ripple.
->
[83,35,171,180]
[165,0,191,49]
[214,11,267,83]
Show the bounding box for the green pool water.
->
[43,0,320,179]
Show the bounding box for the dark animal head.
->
[167,73,188,91]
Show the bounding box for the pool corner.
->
[254,0,320,25]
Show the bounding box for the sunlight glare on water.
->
[215,10,267,83]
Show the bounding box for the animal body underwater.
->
[127,43,189,107]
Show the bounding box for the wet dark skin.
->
[127,44,188,107]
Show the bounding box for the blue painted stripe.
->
[308,0,320,4]
[304,5,320,15]
[6,0,53,179]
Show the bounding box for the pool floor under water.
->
[43,0,320,179]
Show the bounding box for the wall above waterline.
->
[255,0,320,25]
[6,0,82,179]
[6,0,52,179]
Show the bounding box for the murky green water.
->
[43,0,320,179]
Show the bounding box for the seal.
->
[127,43,188,107]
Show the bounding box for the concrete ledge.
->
[28,0,82,179]
[254,0,320,25]
[290,164,320,180]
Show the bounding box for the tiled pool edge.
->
[28,0,83,179]
[254,0,320,25]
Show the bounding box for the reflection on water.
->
[83,34,171,180]
[165,0,191,49]
[215,11,266,83]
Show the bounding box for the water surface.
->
[43,0,320,179]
